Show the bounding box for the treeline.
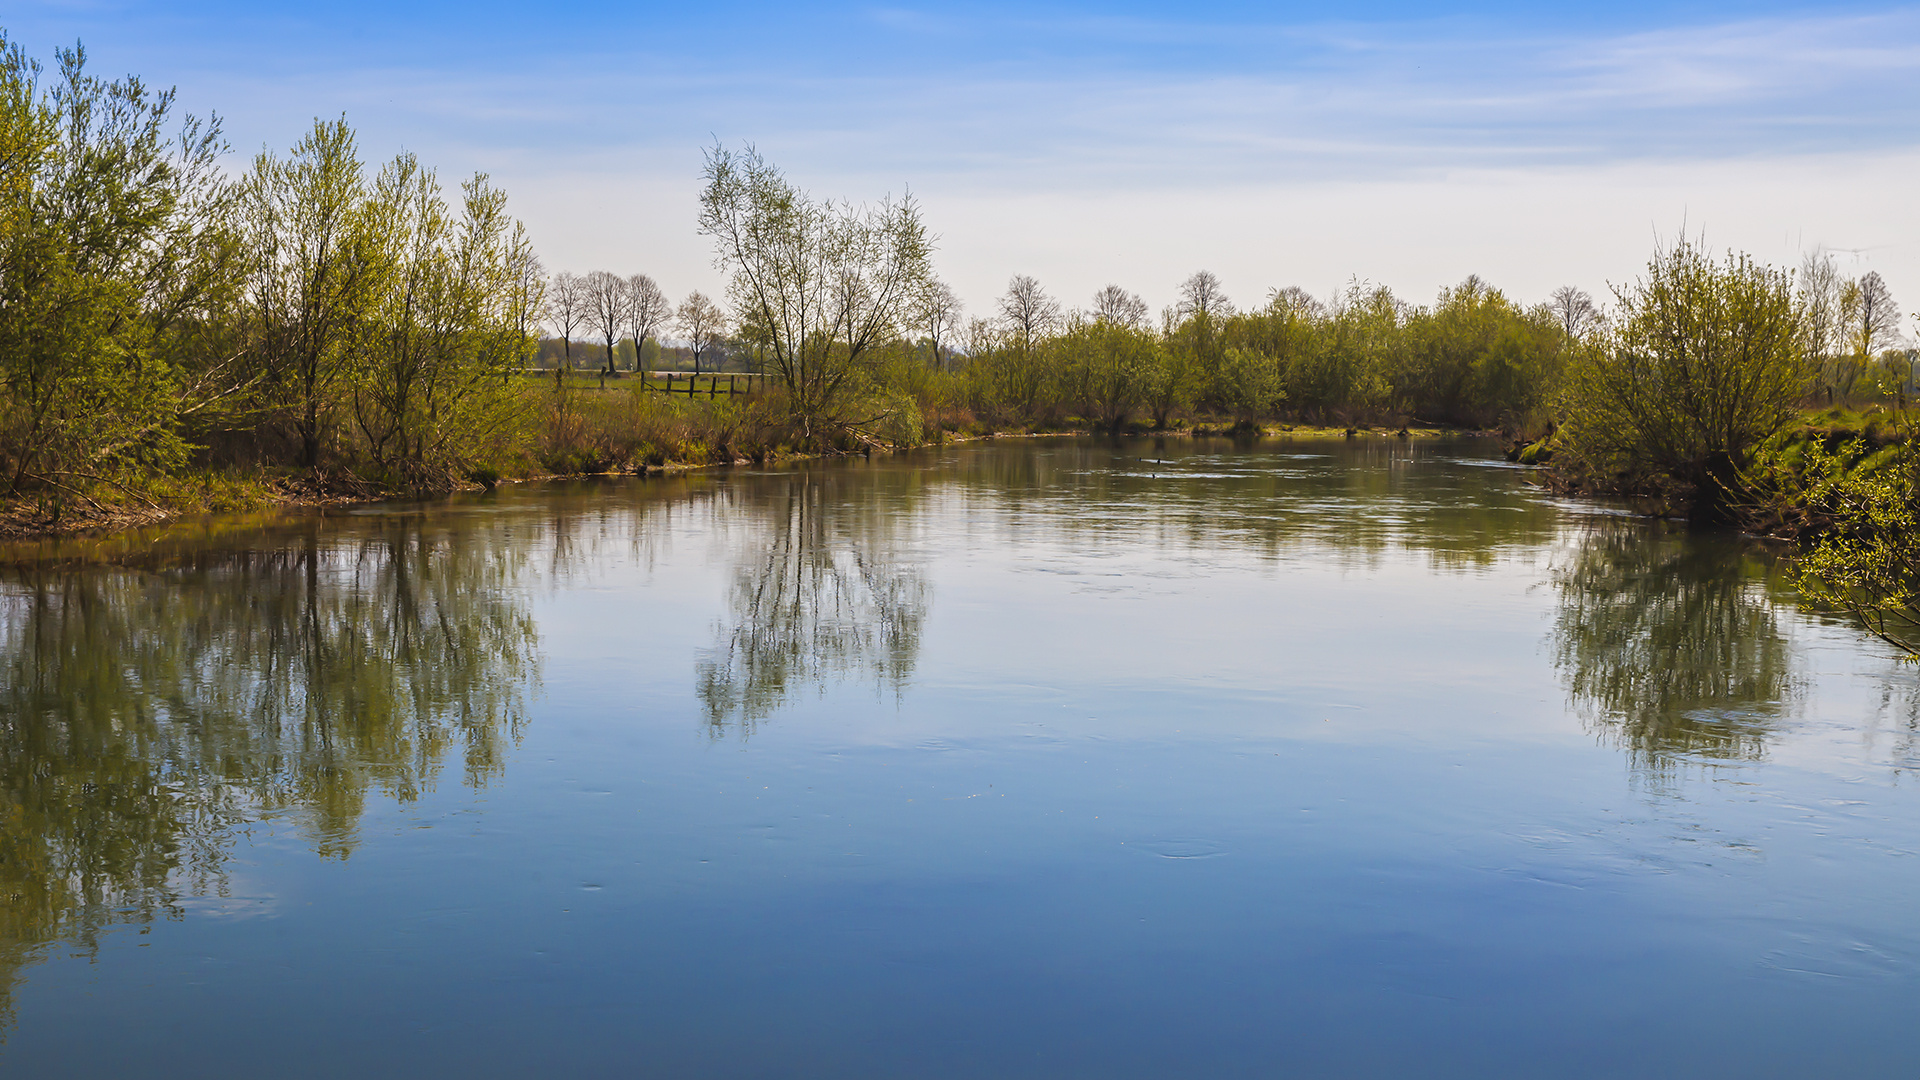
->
[685,145,1596,451]
[0,36,542,515]
[864,259,1908,447]
[539,269,736,378]
[926,271,1574,434]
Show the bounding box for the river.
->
[2,437,1916,1078]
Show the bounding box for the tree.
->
[1176,270,1232,321]
[1553,240,1807,517]
[998,275,1059,357]
[1850,271,1902,360]
[1799,252,1846,402]
[1062,321,1161,431]
[697,143,931,441]
[1091,284,1148,329]
[1267,286,1325,321]
[675,290,727,374]
[625,273,668,373]
[243,116,377,470]
[0,38,251,500]
[584,270,628,377]
[1171,272,1234,410]
[544,271,587,388]
[917,279,962,370]
[348,160,533,486]
[505,231,545,374]
[1549,286,1600,340]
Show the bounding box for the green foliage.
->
[698,144,931,445]
[1216,347,1285,423]
[0,27,550,517]
[0,38,242,500]
[1792,446,1920,657]
[1554,241,1807,510]
[1057,319,1163,432]
[920,272,1569,437]
[244,121,541,487]
[349,163,536,487]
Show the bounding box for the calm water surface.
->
[4,438,1919,1078]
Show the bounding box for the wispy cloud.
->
[11,1,1919,307]
[21,3,1920,185]
[201,7,1920,184]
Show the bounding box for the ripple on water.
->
[1135,838,1228,860]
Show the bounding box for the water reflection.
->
[934,437,1569,572]
[697,476,929,736]
[0,516,536,1027]
[688,439,1570,737]
[1552,521,1793,769]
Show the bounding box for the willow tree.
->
[697,144,930,442]
[242,117,377,469]
[1554,241,1806,516]
[0,38,244,498]
[1056,318,1161,432]
[349,160,536,487]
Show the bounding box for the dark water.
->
[3,438,1918,1078]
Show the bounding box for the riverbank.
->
[1509,403,1913,532]
[0,419,1498,542]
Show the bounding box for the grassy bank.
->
[0,373,1501,539]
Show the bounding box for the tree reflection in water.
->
[697,477,929,737]
[1553,520,1793,770]
[0,517,537,1029]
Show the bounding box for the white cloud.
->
[23,3,1920,317]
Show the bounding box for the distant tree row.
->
[539,270,731,379]
[690,145,1910,460]
[943,269,1576,434]
[1797,255,1906,404]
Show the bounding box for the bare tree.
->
[962,316,1000,361]
[1798,253,1841,356]
[1799,252,1846,402]
[545,271,589,388]
[1267,285,1325,320]
[1176,271,1232,321]
[584,270,629,378]
[918,279,963,370]
[1852,271,1903,358]
[626,273,669,373]
[1091,284,1149,329]
[1549,286,1600,340]
[998,275,1061,356]
[676,291,728,375]
[503,228,546,379]
[698,144,932,439]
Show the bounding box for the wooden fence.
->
[646,372,774,397]
[520,370,778,397]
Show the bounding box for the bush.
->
[1553,242,1806,517]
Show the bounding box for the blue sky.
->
[10,1,1920,323]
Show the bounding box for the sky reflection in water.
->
[2,437,1919,1079]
